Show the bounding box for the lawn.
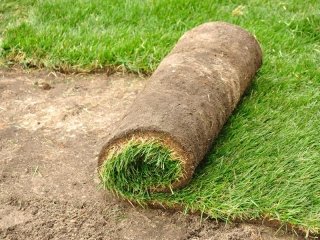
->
[1,0,320,236]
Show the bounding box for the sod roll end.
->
[98,22,262,198]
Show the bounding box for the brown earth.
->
[0,68,300,240]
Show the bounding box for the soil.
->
[0,68,300,240]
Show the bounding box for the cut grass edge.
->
[0,60,152,76]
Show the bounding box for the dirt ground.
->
[0,68,301,240]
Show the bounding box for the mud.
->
[0,68,299,239]
[98,22,263,190]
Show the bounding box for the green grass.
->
[100,139,182,199]
[1,0,320,236]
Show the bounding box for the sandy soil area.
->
[0,69,300,239]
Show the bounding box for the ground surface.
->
[0,69,299,240]
[1,0,320,235]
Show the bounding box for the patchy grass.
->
[1,0,320,236]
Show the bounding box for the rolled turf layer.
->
[98,22,262,198]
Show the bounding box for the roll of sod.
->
[98,22,262,198]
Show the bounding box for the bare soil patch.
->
[0,69,298,239]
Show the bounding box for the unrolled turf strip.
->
[98,22,262,197]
